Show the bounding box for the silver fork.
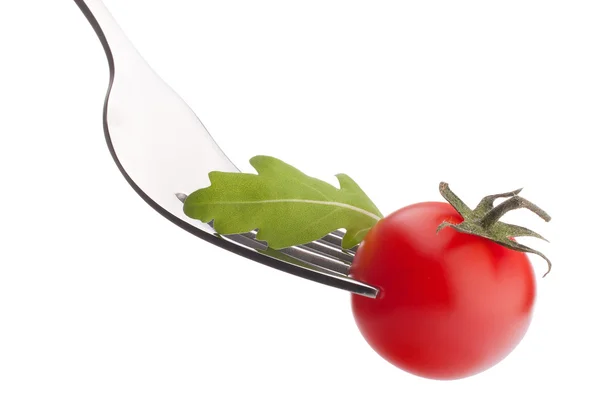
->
[73,0,379,298]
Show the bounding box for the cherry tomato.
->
[350,202,536,380]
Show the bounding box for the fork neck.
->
[74,0,139,69]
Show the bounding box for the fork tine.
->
[330,230,345,239]
[234,229,353,263]
[213,232,376,297]
[232,231,351,275]
[319,232,342,247]
[216,230,351,275]
[280,247,350,275]
[253,247,378,298]
[216,231,267,251]
[317,234,358,255]
[301,241,354,264]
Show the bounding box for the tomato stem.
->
[438,182,553,277]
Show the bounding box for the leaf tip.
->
[207,170,223,181]
[249,154,277,167]
[249,154,266,163]
[335,173,351,187]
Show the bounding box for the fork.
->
[73,0,379,298]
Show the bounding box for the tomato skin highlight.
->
[350,202,536,380]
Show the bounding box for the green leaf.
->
[183,155,383,249]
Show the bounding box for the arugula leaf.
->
[183,156,383,249]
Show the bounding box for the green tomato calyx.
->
[437,182,552,277]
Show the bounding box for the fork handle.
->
[74,0,137,68]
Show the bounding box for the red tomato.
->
[350,202,536,380]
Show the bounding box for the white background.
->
[1,0,599,399]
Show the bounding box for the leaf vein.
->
[200,199,381,221]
